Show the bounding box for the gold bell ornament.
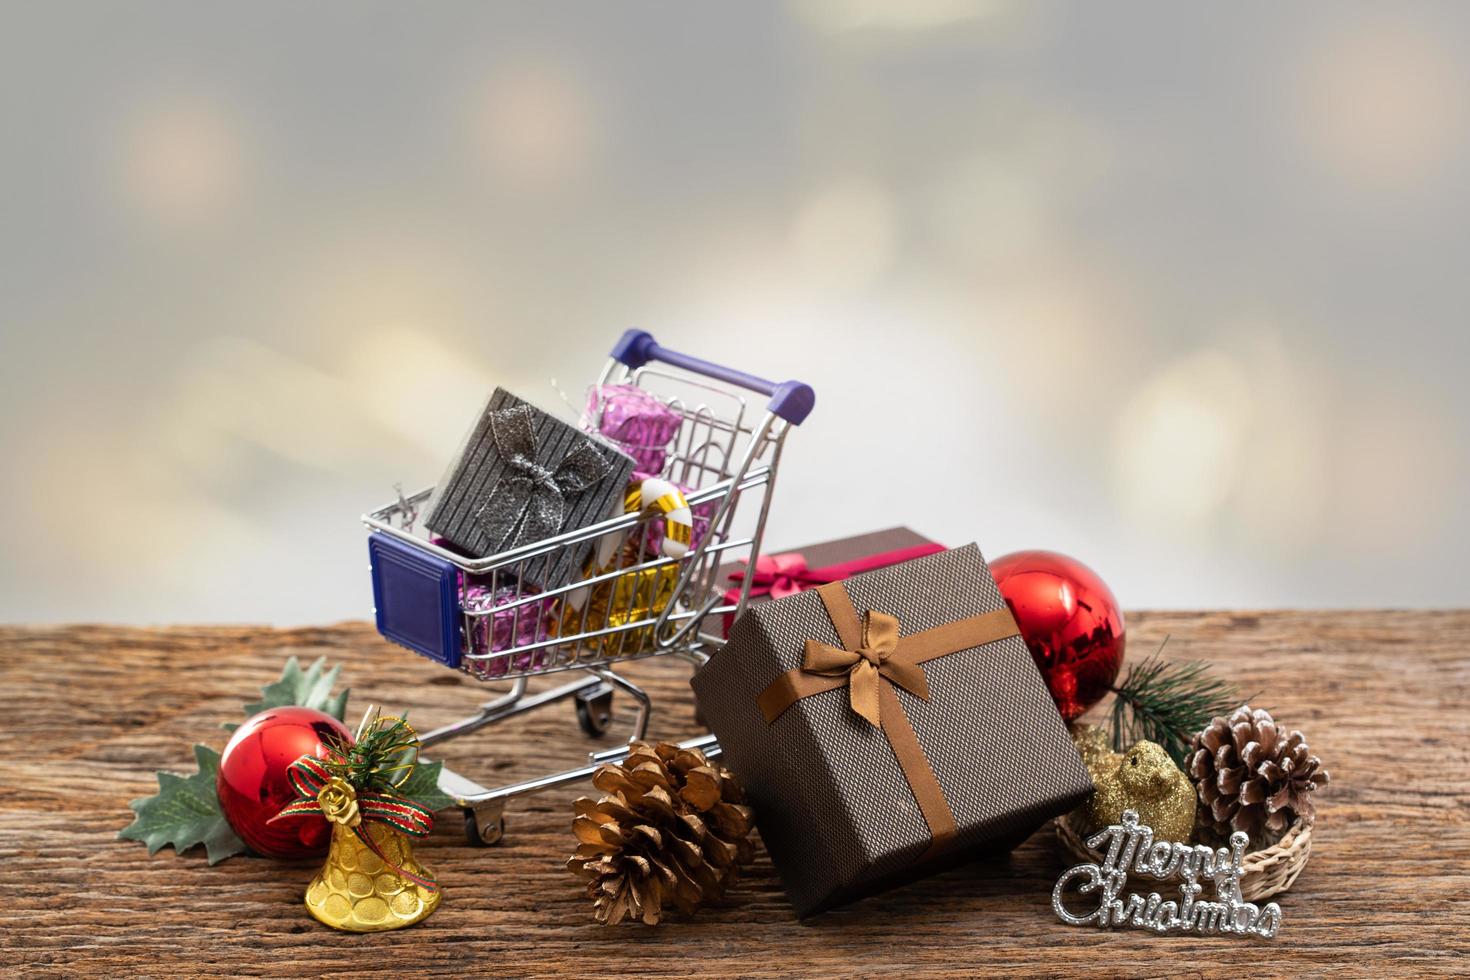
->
[271,707,442,932]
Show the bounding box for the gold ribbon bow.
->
[800,610,929,727]
[757,581,1021,856]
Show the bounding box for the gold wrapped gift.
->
[562,540,679,659]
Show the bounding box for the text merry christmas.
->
[1052,809,1282,939]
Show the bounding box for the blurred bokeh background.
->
[2,1,1466,623]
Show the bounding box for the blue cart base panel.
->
[370,533,461,668]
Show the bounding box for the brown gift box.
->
[690,543,1092,917]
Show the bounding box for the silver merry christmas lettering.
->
[1052,809,1282,939]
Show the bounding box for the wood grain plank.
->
[1,611,1466,977]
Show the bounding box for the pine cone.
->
[1188,704,1330,845]
[568,741,755,925]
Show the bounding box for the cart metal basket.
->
[362,330,813,843]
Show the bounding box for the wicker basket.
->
[1054,811,1313,901]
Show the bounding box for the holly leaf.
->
[395,759,454,813]
[223,655,350,731]
[118,744,246,865]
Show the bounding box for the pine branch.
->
[1108,638,1241,766]
[319,713,447,809]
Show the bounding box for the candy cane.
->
[625,476,695,559]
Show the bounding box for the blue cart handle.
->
[610,329,815,425]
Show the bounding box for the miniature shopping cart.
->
[362,329,813,844]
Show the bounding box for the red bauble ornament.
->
[216,706,352,859]
[991,550,1125,722]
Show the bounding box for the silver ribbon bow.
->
[475,404,617,551]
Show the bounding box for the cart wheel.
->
[464,808,506,847]
[575,684,614,737]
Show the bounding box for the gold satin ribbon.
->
[756,582,1020,854]
[798,608,927,727]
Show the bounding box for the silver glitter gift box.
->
[691,544,1093,917]
[426,387,636,590]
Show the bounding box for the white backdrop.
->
[2,1,1466,622]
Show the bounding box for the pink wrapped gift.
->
[585,384,682,476]
[462,584,559,677]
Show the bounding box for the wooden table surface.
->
[3,611,1467,978]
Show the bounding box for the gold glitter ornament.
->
[1070,723,1120,772]
[1083,740,1196,844]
